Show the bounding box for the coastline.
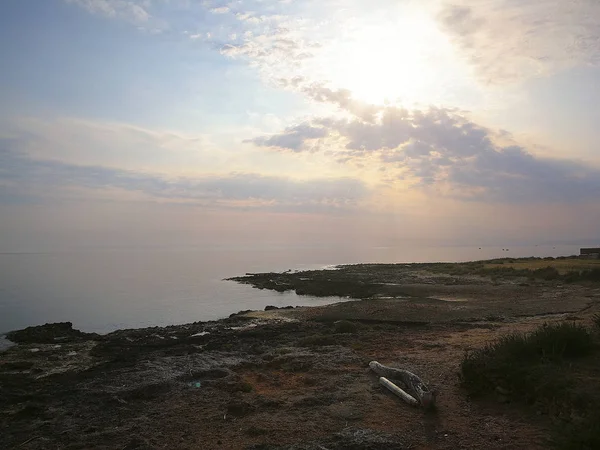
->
[2,258,600,449]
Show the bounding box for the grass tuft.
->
[461,322,599,449]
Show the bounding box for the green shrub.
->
[461,323,593,399]
[461,322,599,449]
[580,268,600,282]
[563,271,581,283]
[531,322,594,359]
[561,269,600,283]
[531,267,561,281]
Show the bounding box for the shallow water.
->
[0,244,588,333]
[0,336,16,352]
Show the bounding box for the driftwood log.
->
[369,361,436,409]
[379,377,419,406]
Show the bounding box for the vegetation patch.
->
[482,258,600,282]
[416,257,600,283]
[461,322,600,449]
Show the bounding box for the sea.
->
[0,244,592,334]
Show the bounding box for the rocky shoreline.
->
[2,260,600,449]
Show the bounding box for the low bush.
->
[461,322,599,449]
[531,267,560,281]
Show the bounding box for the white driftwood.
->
[369,360,436,408]
[379,377,418,406]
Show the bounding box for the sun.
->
[317,12,468,107]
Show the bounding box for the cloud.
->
[437,0,600,84]
[0,140,368,211]
[218,25,319,79]
[247,105,600,203]
[298,83,381,121]
[4,117,220,172]
[210,6,230,14]
[245,123,328,151]
[53,0,600,206]
[447,146,600,203]
[66,0,151,25]
[66,0,327,89]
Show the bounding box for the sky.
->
[1,0,600,251]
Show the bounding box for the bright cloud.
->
[438,0,600,84]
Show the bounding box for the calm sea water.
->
[0,244,589,334]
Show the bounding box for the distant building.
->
[580,248,600,259]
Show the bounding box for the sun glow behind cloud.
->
[314,10,475,107]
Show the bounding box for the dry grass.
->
[484,258,600,274]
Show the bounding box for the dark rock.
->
[2,361,34,371]
[6,322,96,344]
[230,310,253,318]
[14,404,45,419]
[265,305,278,311]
